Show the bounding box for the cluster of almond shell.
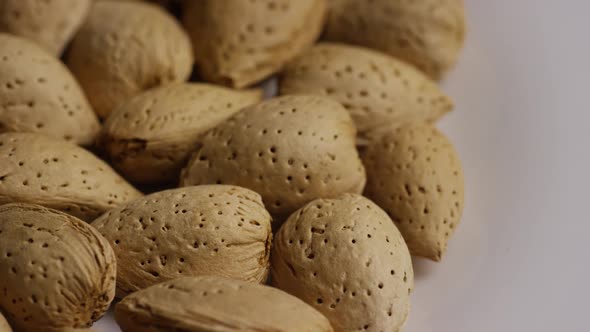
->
[0,1,466,331]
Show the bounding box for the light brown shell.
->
[324,0,466,79]
[362,123,465,261]
[115,276,334,332]
[100,83,262,184]
[0,312,11,332]
[92,185,273,298]
[272,194,414,332]
[0,203,116,331]
[0,132,142,221]
[67,0,194,118]
[280,43,453,138]
[182,0,327,88]
[180,95,366,218]
[0,0,91,55]
[0,34,100,146]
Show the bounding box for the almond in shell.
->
[180,95,366,218]
[115,276,334,332]
[182,0,327,88]
[0,33,100,146]
[362,122,465,261]
[324,0,466,79]
[0,132,142,221]
[92,185,273,298]
[280,43,453,138]
[0,0,91,55]
[67,0,194,118]
[272,194,414,332]
[0,203,116,331]
[100,83,262,184]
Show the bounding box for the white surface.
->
[95,1,590,331]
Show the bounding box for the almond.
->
[182,0,327,88]
[115,276,334,332]
[92,185,273,298]
[0,0,90,55]
[362,122,465,261]
[100,83,262,184]
[0,203,116,331]
[67,0,194,118]
[0,132,142,221]
[272,194,414,332]
[180,95,366,218]
[0,34,100,146]
[324,0,466,79]
[280,43,453,138]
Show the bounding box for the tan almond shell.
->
[0,132,142,222]
[115,276,334,332]
[0,34,100,146]
[280,43,453,138]
[324,0,466,79]
[0,0,90,55]
[0,312,11,332]
[92,185,273,298]
[67,0,194,119]
[362,123,465,261]
[182,0,327,88]
[271,194,414,332]
[100,83,263,185]
[180,95,366,218]
[0,203,116,331]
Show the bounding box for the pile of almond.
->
[0,1,466,331]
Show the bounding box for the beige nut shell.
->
[0,312,11,332]
[272,194,414,332]
[0,34,100,146]
[115,276,334,332]
[0,132,142,221]
[180,95,366,218]
[0,0,91,55]
[100,83,262,184]
[324,0,466,79]
[67,0,194,118]
[92,185,273,298]
[280,43,453,138]
[183,0,327,88]
[0,203,116,331]
[362,123,465,261]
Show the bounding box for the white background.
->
[96,0,590,331]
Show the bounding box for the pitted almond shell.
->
[272,194,414,332]
[115,276,334,332]
[100,83,262,184]
[0,132,142,221]
[0,203,116,331]
[92,185,273,298]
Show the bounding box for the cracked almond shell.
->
[115,276,334,332]
[362,122,465,261]
[324,0,466,79]
[67,0,193,118]
[280,43,453,138]
[182,0,327,88]
[0,203,116,331]
[272,194,414,332]
[100,83,262,185]
[0,132,142,221]
[0,0,91,55]
[92,185,273,298]
[0,34,100,146]
[180,95,366,218]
